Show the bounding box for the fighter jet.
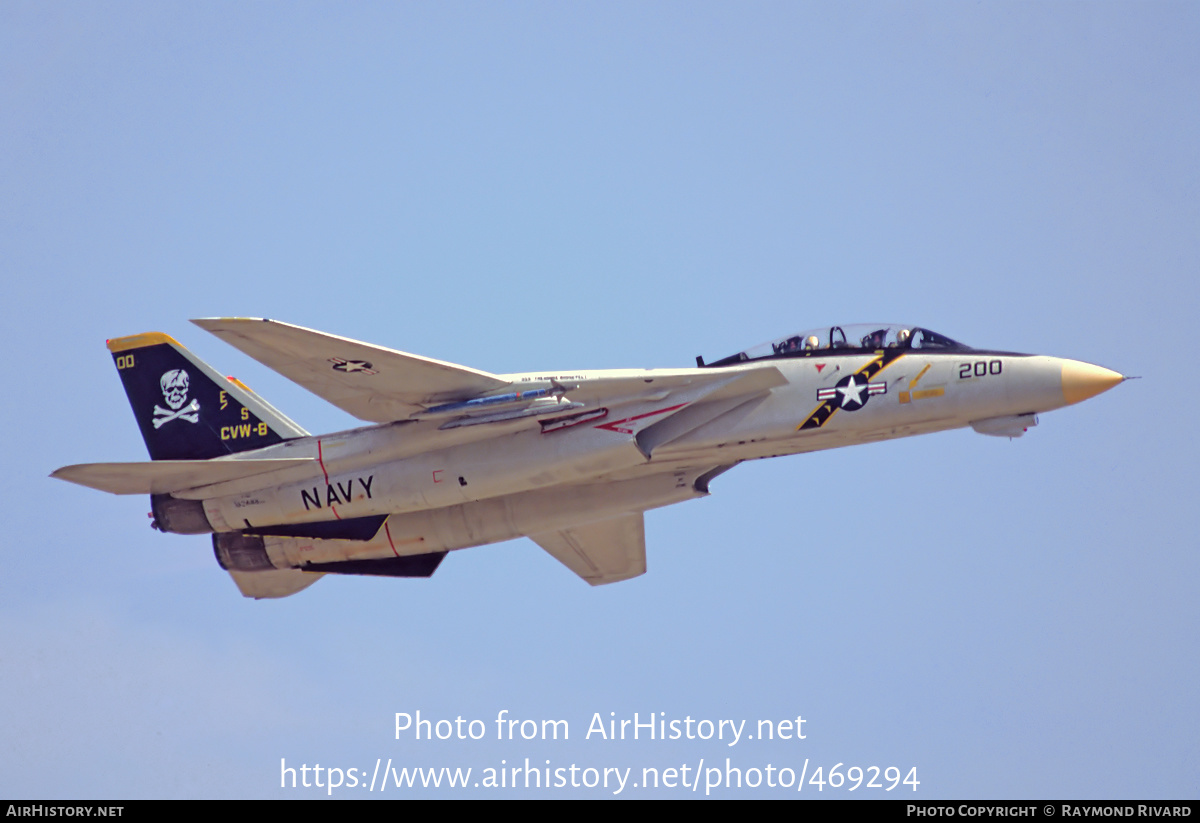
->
[52,319,1125,598]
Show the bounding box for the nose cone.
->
[1061,360,1124,406]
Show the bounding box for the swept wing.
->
[192,317,511,422]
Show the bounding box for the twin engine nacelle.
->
[212,531,274,572]
[151,494,213,535]
[151,497,280,574]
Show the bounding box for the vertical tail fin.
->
[108,332,308,461]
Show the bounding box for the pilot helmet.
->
[804,335,819,350]
[897,328,911,345]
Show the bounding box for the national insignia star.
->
[838,374,866,407]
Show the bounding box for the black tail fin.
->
[109,332,308,461]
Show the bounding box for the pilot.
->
[804,335,820,351]
[896,328,911,347]
[863,329,887,349]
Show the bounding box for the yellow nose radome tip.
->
[1061,360,1124,406]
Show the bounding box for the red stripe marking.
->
[384,520,398,557]
[594,403,688,434]
[316,439,341,520]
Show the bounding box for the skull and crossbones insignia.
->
[152,369,200,428]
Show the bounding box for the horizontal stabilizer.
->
[531,512,646,586]
[193,317,511,422]
[51,458,315,495]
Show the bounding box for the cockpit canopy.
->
[707,324,968,367]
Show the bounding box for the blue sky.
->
[2,2,1197,798]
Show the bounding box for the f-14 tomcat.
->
[52,319,1125,599]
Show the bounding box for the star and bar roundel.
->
[328,357,378,375]
[798,350,904,430]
